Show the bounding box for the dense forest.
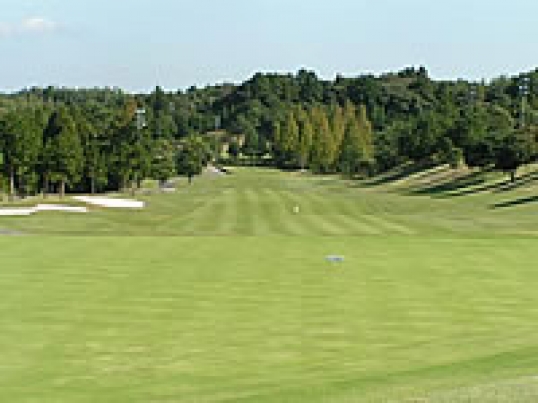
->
[1,67,537,197]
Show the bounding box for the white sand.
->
[0,204,88,216]
[35,204,88,213]
[0,208,34,216]
[207,165,226,176]
[0,196,145,216]
[72,196,145,209]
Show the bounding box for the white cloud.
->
[21,17,58,33]
[0,17,59,38]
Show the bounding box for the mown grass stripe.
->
[330,214,382,235]
[185,196,227,235]
[294,191,356,235]
[278,190,340,235]
[235,188,256,235]
[175,197,221,234]
[361,214,415,235]
[261,189,305,235]
[244,188,273,235]
[212,189,237,235]
[334,199,385,235]
[254,189,292,235]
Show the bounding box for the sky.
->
[0,0,537,92]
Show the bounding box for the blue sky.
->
[0,0,537,92]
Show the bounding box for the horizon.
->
[2,2,538,401]
[3,65,537,95]
[1,0,537,92]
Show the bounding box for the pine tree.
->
[339,115,362,177]
[296,107,313,170]
[43,107,83,197]
[338,104,375,177]
[151,139,177,186]
[356,104,375,173]
[271,121,284,167]
[1,109,43,198]
[130,128,153,192]
[310,106,333,173]
[177,135,209,184]
[282,111,299,167]
[329,104,346,165]
[109,99,152,192]
[242,124,260,160]
[74,111,108,194]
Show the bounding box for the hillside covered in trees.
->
[1,67,537,197]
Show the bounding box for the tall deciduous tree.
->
[330,103,347,164]
[151,139,177,186]
[110,99,152,192]
[1,109,42,198]
[43,107,83,197]
[177,135,208,184]
[296,107,313,170]
[281,111,300,167]
[339,114,363,177]
[74,110,108,194]
[310,106,333,173]
[494,130,534,182]
[338,104,374,177]
[356,104,375,172]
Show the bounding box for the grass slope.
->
[0,168,537,402]
[0,167,537,236]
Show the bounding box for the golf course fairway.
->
[1,168,537,402]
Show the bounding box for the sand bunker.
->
[207,165,227,176]
[0,196,145,217]
[72,196,145,209]
[0,196,145,216]
[0,204,88,217]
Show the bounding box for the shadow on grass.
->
[491,195,538,209]
[409,167,538,198]
[359,162,537,201]
[362,161,438,187]
[493,170,538,193]
[405,167,508,198]
[409,170,487,197]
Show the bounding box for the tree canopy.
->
[1,67,537,196]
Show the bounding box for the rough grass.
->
[0,168,537,402]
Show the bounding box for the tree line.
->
[269,102,374,176]
[1,67,538,197]
[220,68,537,180]
[0,98,211,198]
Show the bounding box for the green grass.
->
[1,167,537,236]
[1,168,537,402]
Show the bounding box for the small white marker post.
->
[293,206,300,214]
[326,255,345,264]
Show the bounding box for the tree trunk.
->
[510,171,516,183]
[43,175,49,199]
[188,175,193,185]
[60,180,66,199]
[9,167,15,201]
[91,176,96,195]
